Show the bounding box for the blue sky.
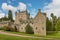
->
[0,0,60,19]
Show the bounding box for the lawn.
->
[46,32,60,38]
[4,31,60,38]
[1,30,60,40]
[0,34,52,40]
[3,30,60,38]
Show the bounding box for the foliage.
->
[0,27,4,30]
[46,17,52,31]
[0,17,9,22]
[55,17,60,31]
[25,24,34,34]
[8,10,13,22]
[3,26,15,31]
[53,16,57,31]
[0,10,14,22]
[51,13,54,18]
[50,13,57,31]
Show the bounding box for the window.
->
[14,26,17,31]
[42,27,44,30]
[32,23,33,24]
[36,27,37,30]
[42,21,44,24]
[21,28,23,30]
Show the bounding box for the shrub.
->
[25,24,34,34]
[3,26,15,32]
[0,27,4,30]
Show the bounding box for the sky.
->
[0,0,60,20]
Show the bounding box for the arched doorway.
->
[14,26,17,32]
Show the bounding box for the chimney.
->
[38,9,41,12]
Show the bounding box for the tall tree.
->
[51,13,54,31]
[50,13,57,31]
[8,10,13,22]
[55,17,60,31]
[46,17,52,31]
[53,16,57,31]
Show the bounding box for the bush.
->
[0,27,4,30]
[25,24,34,34]
[3,26,15,32]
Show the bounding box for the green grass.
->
[3,30,60,38]
[0,34,52,40]
[1,30,60,40]
[4,31,35,36]
[46,32,60,38]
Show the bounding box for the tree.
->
[55,17,60,31]
[50,13,57,31]
[0,17,9,21]
[8,10,13,22]
[46,17,52,31]
[51,13,54,18]
[51,13,54,31]
[25,24,34,34]
[53,16,57,31]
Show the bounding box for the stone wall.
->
[14,10,46,36]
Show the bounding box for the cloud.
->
[30,8,37,18]
[7,5,17,12]
[0,10,5,18]
[2,2,27,12]
[7,0,11,4]
[28,3,32,7]
[0,13,5,18]
[2,3,7,10]
[2,3,17,12]
[2,2,27,20]
[43,0,60,19]
[18,2,27,11]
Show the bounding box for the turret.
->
[15,11,17,16]
[38,9,41,13]
[18,10,20,13]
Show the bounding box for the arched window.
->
[42,27,44,30]
[21,27,23,30]
[36,27,37,30]
[14,26,17,32]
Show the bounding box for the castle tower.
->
[33,9,46,36]
[15,9,30,24]
[14,9,30,32]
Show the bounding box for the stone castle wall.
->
[0,9,46,36]
[14,9,46,36]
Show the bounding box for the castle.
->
[14,9,46,36]
[0,9,46,36]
